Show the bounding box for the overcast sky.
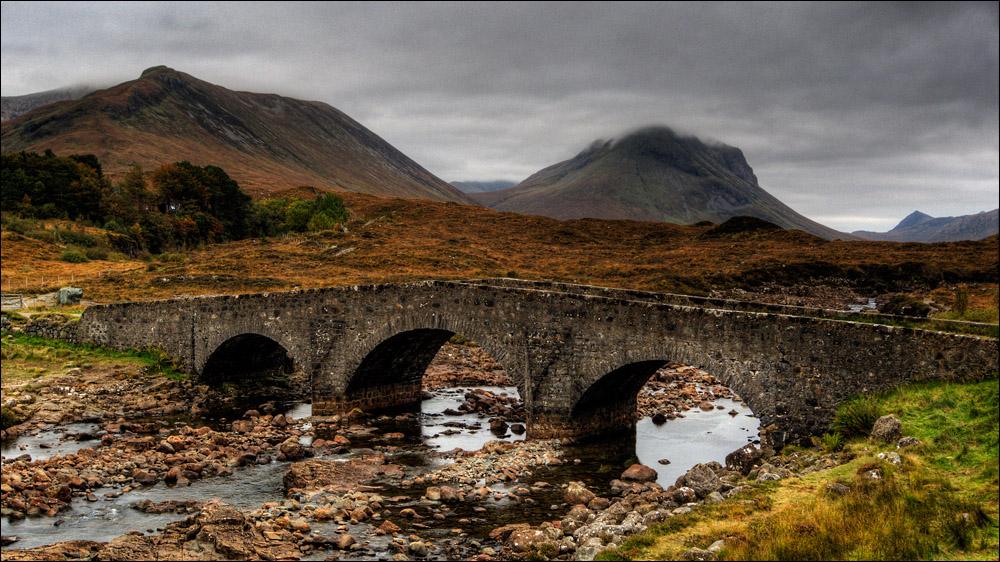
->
[3,2,997,232]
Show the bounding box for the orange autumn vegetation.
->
[1,190,997,307]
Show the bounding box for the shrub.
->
[0,405,19,430]
[54,228,98,247]
[821,432,843,452]
[3,216,35,235]
[60,249,90,263]
[84,246,109,260]
[832,395,885,439]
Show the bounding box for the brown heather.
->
[2,190,997,306]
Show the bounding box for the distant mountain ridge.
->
[0,66,476,204]
[1,85,94,122]
[473,127,850,240]
[451,180,518,193]
[853,209,999,243]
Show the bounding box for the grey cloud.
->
[1,1,996,232]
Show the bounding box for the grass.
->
[831,395,885,439]
[0,331,187,386]
[605,376,999,561]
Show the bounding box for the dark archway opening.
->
[570,360,760,488]
[572,360,668,435]
[200,334,306,414]
[347,329,454,397]
[342,330,525,451]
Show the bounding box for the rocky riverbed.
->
[1,340,849,560]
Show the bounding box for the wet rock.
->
[284,457,403,495]
[725,443,762,476]
[680,463,723,498]
[131,470,157,486]
[488,523,530,542]
[279,437,306,461]
[669,486,697,504]
[334,533,356,550]
[0,540,104,561]
[230,419,254,433]
[506,528,549,553]
[379,520,402,534]
[564,481,597,505]
[587,497,611,511]
[870,415,902,444]
[94,534,156,561]
[621,464,658,482]
[409,540,430,557]
[438,485,462,504]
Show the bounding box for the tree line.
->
[1,150,349,254]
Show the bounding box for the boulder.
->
[57,287,83,305]
[279,438,306,461]
[682,463,723,498]
[439,485,462,504]
[725,443,762,475]
[506,528,549,553]
[564,481,596,505]
[621,464,658,482]
[870,415,902,443]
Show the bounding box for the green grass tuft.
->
[831,395,885,439]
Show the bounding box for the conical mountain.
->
[475,127,849,240]
[853,209,999,242]
[0,66,476,203]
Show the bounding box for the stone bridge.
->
[75,279,998,448]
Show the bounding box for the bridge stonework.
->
[75,280,998,448]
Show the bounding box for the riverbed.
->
[1,384,757,552]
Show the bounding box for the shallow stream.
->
[2,386,758,552]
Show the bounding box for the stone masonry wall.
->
[74,280,999,448]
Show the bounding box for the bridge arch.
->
[330,312,525,415]
[200,333,299,386]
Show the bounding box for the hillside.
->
[853,209,999,243]
[0,66,476,203]
[1,85,93,122]
[474,127,851,240]
[2,191,996,310]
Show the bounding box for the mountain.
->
[1,85,94,122]
[853,209,999,243]
[451,180,518,193]
[472,127,850,240]
[0,66,476,203]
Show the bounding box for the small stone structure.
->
[74,279,998,448]
[57,287,84,305]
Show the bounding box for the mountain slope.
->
[1,85,94,122]
[853,209,999,242]
[474,127,850,240]
[0,66,476,203]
